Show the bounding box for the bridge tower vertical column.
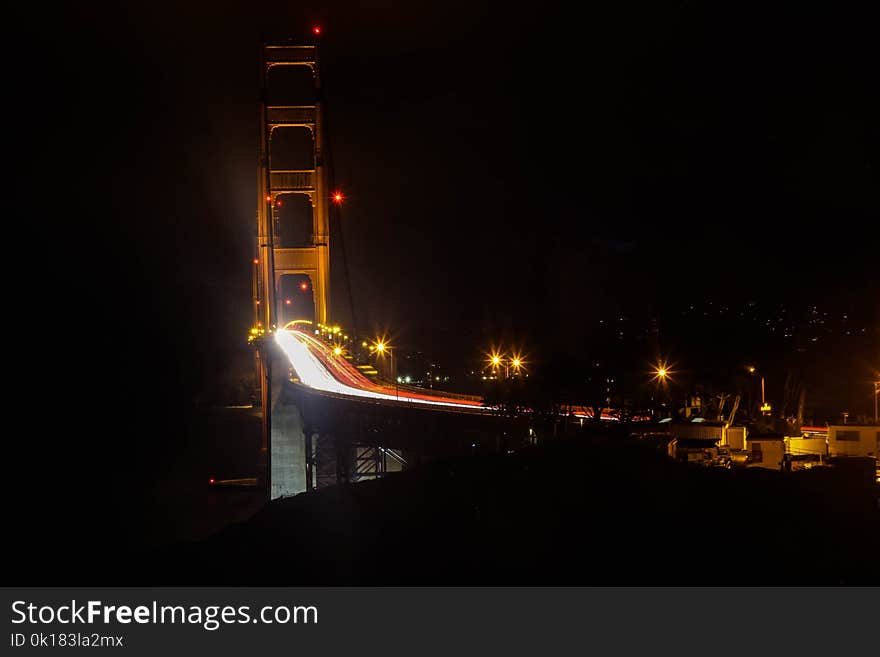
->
[311,61,330,326]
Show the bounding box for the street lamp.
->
[651,360,672,384]
[488,352,508,379]
[487,348,527,380]
[374,339,397,399]
[511,355,523,376]
[648,360,674,417]
[747,365,771,416]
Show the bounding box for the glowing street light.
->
[510,352,526,376]
[651,360,673,384]
[747,365,770,416]
[486,351,510,379]
[333,346,343,356]
[372,339,396,399]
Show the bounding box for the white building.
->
[745,435,786,470]
[826,425,879,459]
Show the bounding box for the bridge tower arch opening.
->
[273,192,313,249]
[277,273,316,326]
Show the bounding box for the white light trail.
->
[274,330,484,410]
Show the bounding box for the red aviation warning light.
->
[313,26,322,36]
[285,299,292,305]
[332,191,344,204]
[300,282,309,291]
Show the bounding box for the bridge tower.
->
[255,41,330,333]
[254,40,331,497]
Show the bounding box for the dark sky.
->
[12,0,878,398]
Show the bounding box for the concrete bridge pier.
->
[270,356,308,498]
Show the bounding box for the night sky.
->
[12,0,877,402]
[8,1,877,563]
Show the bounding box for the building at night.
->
[826,425,879,459]
[745,435,786,470]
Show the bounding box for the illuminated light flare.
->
[650,360,675,384]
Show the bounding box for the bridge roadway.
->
[269,328,509,495]
[269,328,621,495]
[275,328,488,412]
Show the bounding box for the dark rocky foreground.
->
[150,437,879,585]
